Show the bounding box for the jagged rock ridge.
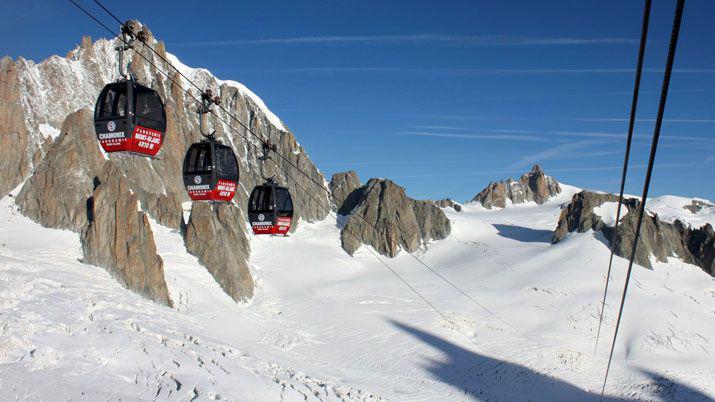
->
[82,163,172,306]
[16,109,105,232]
[683,200,713,214]
[434,198,462,212]
[2,22,330,304]
[329,171,362,215]
[553,190,714,275]
[184,203,254,302]
[472,164,561,209]
[336,176,451,258]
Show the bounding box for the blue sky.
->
[3,0,714,201]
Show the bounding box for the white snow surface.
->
[647,195,715,228]
[589,195,715,229]
[38,124,60,140]
[593,202,622,226]
[1,186,713,401]
[163,53,286,132]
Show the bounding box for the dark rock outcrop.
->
[340,179,451,257]
[0,57,44,197]
[6,23,332,305]
[329,171,363,215]
[184,203,254,302]
[16,109,105,232]
[82,163,172,306]
[552,192,621,242]
[472,165,561,209]
[676,223,714,276]
[683,200,713,214]
[434,198,462,212]
[553,190,715,275]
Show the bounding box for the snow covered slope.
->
[647,195,715,228]
[1,185,713,401]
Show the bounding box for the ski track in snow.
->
[0,186,713,401]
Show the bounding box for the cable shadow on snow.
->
[389,320,712,402]
[492,224,553,244]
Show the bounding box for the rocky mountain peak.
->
[339,178,451,257]
[553,190,714,275]
[471,165,561,209]
[81,162,172,306]
[3,26,330,305]
[329,171,363,215]
[434,198,462,212]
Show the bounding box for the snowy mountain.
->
[471,164,561,209]
[1,24,714,401]
[2,22,331,308]
[2,183,714,400]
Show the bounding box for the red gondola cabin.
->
[182,140,239,202]
[94,80,166,157]
[248,180,294,235]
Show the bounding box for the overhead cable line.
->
[72,0,546,349]
[71,0,458,330]
[594,0,652,356]
[599,0,685,400]
[69,0,454,336]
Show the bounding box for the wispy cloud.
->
[321,156,506,167]
[401,126,715,146]
[391,162,710,180]
[489,128,715,142]
[220,66,715,75]
[570,117,715,123]
[410,125,471,131]
[490,129,623,139]
[706,156,715,163]
[172,34,637,48]
[510,140,605,168]
[416,114,715,123]
[397,131,549,142]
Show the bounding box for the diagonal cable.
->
[599,0,685,399]
[594,0,652,355]
[74,0,548,349]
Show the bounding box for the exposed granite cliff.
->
[184,203,254,302]
[472,165,561,209]
[16,109,105,232]
[434,198,462,212]
[4,23,330,304]
[340,179,451,257]
[329,171,363,215]
[553,190,714,275]
[82,163,172,306]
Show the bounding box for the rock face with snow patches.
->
[16,109,105,232]
[340,178,451,257]
[434,198,462,212]
[183,203,254,302]
[676,222,714,275]
[472,165,561,209]
[82,163,172,306]
[553,190,715,275]
[329,171,363,215]
[552,191,621,241]
[0,57,46,197]
[2,22,329,304]
[683,200,713,214]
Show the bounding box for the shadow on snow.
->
[389,320,711,401]
[492,224,553,244]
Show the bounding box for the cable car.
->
[248,179,294,235]
[182,140,239,202]
[94,80,166,156]
[93,21,166,157]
